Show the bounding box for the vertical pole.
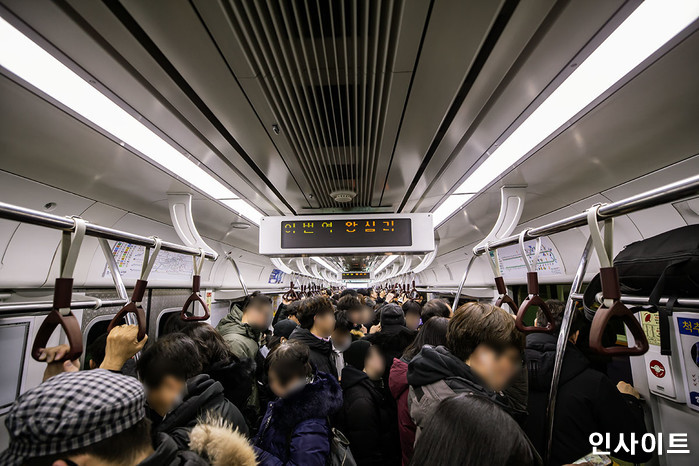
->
[227,253,249,296]
[453,255,477,311]
[545,236,593,463]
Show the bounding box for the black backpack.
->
[285,417,357,466]
[612,224,699,354]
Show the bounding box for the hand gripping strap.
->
[31,218,87,362]
[181,250,210,321]
[107,238,161,340]
[515,230,554,334]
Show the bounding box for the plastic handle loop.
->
[283,281,299,301]
[181,250,210,321]
[586,207,649,356]
[107,237,161,340]
[486,244,518,314]
[32,218,87,362]
[515,230,554,333]
[409,280,420,300]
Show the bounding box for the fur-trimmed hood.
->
[189,416,257,466]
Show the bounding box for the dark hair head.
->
[337,294,364,313]
[180,323,236,369]
[137,333,203,388]
[421,299,451,323]
[402,300,422,317]
[402,316,449,361]
[447,302,524,361]
[266,340,313,386]
[25,418,153,466]
[334,309,354,332]
[537,299,586,336]
[242,290,272,311]
[410,394,537,466]
[297,296,335,329]
[285,299,302,317]
[340,288,359,298]
[85,333,108,367]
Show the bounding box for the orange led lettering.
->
[303,222,314,234]
[365,220,376,232]
[284,222,296,234]
[322,221,333,233]
[346,221,357,232]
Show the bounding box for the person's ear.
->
[89,359,96,369]
[570,330,580,344]
[533,318,539,327]
[52,460,71,466]
[280,337,287,344]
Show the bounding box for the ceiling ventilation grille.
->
[223,0,404,207]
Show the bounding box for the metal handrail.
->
[473,174,699,256]
[0,201,218,260]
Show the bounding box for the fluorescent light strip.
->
[435,0,699,227]
[310,256,341,276]
[373,255,398,275]
[0,16,263,225]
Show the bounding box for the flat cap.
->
[1,369,145,465]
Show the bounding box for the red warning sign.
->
[649,360,666,378]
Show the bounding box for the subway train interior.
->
[0,0,698,465]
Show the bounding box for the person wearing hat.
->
[1,334,257,466]
[364,303,417,386]
[338,340,401,466]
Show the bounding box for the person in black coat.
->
[288,296,338,378]
[339,340,401,466]
[525,301,651,465]
[180,323,255,412]
[364,303,417,385]
[137,334,249,449]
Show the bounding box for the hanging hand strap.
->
[515,229,554,333]
[31,218,87,362]
[485,243,501,278]
[107,237,161,340]
[181,249,210,321]
[586,205,648,356]
[518,230,542,275]
[485,244,518,314]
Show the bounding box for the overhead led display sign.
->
[342,271,370,280]
[259,214,434,256]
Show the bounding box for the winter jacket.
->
[216,305,262,412]
[216,305,262,361]
[152,374,249,450]
[189,416,258,466]
[139,433,208,466]
[363,325,416,386]
[387,358,414,466]
[254,371,343,466]
[338,366,401,466]
[407,345,528,437]
[204,357,255,412]
[525,333,651,465]
[288,327,338,378]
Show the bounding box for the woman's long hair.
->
[410,394,539,466]
[180,322,239,369]
[401,316,449,361]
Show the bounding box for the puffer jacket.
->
[525,333,651,465]
[407,345,528,438]
[216,305,262,361]
[151,374,249,450]
[387,358,414,466]
[204,357,255,413]
[189,416,258,466]
[254,371,343,466]
[288,327,338,378]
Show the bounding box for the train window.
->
[156,307,186,337]
[0,321,30,413]
[81,316,113,369]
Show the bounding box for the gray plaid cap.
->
[1,369,145,465]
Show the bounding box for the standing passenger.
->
[402,300,422,331]
[254,341,343,466]
[407,303,528,437]
[410,394,540,466]
[217,291,273,414]
[339,340,401,466]
[288,296,338,378]
[364,303,417,385]
[420,298,451,323]
[525,300,651,465]
[388,317,449,465]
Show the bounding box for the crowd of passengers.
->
[2,287,652,466]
